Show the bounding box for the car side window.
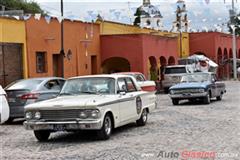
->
[125,78,137,92]
[44,80,61,91]
[58,80,65,88]
[117,78,127,92]
[136,74,145,82]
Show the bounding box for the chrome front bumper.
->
[169,92,208,99]
[24,120,102,131]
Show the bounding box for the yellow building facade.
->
[0,17,28,81]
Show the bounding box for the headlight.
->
[25,112,32,120]
[90,110,100,119]
[169,90,175,94]
[79,110,100,119]
[34,112,41,119]
[79,111,88,119]
[198,89,205,93]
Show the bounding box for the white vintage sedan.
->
[0,85,10,124]
[24,75,156,141]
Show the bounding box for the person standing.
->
[0,85,10,124]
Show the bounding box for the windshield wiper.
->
[81,91,98,94]
[59,92,74,96]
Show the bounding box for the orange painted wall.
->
[25,17,100,78]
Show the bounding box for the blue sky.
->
[31,0,240,32]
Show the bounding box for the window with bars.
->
[36,52,47,73]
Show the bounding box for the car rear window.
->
[165,67,187,74]
[5,79,43,90]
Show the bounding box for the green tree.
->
[0,0,45,14]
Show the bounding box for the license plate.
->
[8,98,16,103]
[54,124,66,131]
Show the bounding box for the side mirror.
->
[212,78,216,83]
[117,90,126,95]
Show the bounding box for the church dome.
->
[135,3,162,18]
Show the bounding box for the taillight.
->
[20,93,39,100]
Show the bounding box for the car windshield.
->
[165,67,186,74]
[5,79,43,90]
[59,77,116,95]
[181,74,211,83]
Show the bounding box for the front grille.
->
[41,110,79,120]
[173,89,202,94]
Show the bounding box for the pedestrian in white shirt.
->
[0,85,9,124]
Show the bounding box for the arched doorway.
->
[229,49,233,78]
[217,47,223,79]
[223,48,228,79]
[159,56,167,81]
[238,49,240,58]
[149,56,157,80]
[168,56,175,65]
[102,57,130,74]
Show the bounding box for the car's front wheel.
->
[97,114,112,140]
[203,92,211,104]
[136,108,148,126]
[34,130,51,142]
[172,99,179,105]
[216,93,223,101]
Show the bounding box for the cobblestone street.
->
[1,81,240,160]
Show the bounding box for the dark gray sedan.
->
[5,77,65,122]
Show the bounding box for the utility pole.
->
[60,0,65,78]
[229,0,238,80]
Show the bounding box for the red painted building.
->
[101,34,178,80]
[189,32,240,79]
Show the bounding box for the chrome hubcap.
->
[142,110,147,122]
[104,117,111,135]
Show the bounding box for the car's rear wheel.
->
[172,99,179,105]
[136,108,148,126]
[97,114,112,140]
[203,92,211,104]
[34,130,50,142]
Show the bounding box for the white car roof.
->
[0,85,6,95]
[69,74,134,80]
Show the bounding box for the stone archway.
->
[229,49,233,78]
[238,49,240,59]
[149,56,158,80]
[168,56,175,65]
[217,47,223,79]
[102,57,130,74]
[159,56,167,80]
[223,48,228,79]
